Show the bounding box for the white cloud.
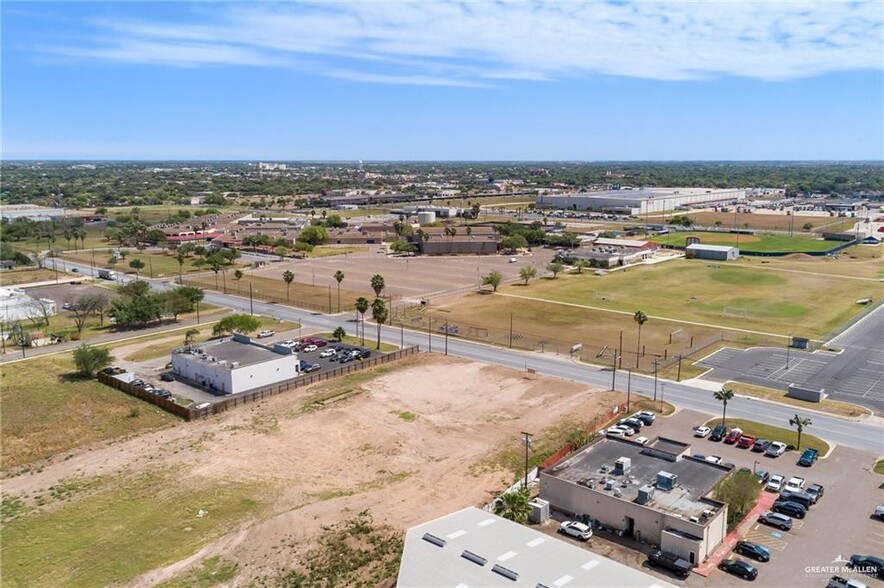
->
[32,1,884,84]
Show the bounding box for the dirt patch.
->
[3,353,622,586]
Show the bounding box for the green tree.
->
[73,344,114,377]
[633,310,648,368]
[128,258,145,279]
[481,270,503,292]
[184,328,200,345]
[370,274,386,298]
[715,469,761,528]
[333,326,346,342]
[371,298,388,350]
[802,222,814,231]
[282,270,295,303]
[233,269,244,294]
[546,261,565,278]
[519,265,537,285]
[299,225,329,246]
[175,286,204,310]
[714,387,735,426]
[355,296,370,346]
[334,270,345,312]
[493,489,531,524]
[500,235,529,252]
[176,250,187,282]
[275,246,290,261]
[162,291,193,321]
[789,414,812,450]
[573,259,589,274]
[212,314,261,337]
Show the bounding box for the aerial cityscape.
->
[1,2,882,588]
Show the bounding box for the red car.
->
[737,434,757,448]
[723,429,743,444]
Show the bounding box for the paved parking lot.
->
[655,409,884,587]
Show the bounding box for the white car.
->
[612,425,635,436]
[256,330,275,339]
[634,436,650,446]
[606,428,627,438]
[319,348,337,358]
[766,441,788,457]
[705,455,723,465]
[783,476,806,493]
[694,426,711,438]
[278,339,297,348]
[766,475,785,493]
[302,344,318,353]
[559,520,593,541]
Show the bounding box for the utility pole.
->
[653,359,659,401]
[618,330,623,369]
[428,319,432,353]
[627,370,632,413]
[249,283,254,316]
[521,432,533,492]
[785,334,791,369]
[400,322,404,348]
[660,382,665,412]
[444,320,449,356]
[677,355,683,382]
[509,313,514,349]
[610,351,617,391]
[328,285,332,314]
[91,248,97,278]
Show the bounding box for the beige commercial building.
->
[540,436,729,566]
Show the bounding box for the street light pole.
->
[610,351,617,391]
[521,432,533,492]
[627,370,632,413]
[785,334,791,369]
[249,283,254,316]
[653,359,659,401]
[660,382,665,412]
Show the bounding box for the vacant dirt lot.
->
[2,353,624,586]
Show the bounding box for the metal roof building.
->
[685,243,740,261]
[398,507,675,587]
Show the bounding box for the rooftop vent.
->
[614,457,631,476]
[421,533,446,548]
[461,550,487,566]
[656,471,677,491]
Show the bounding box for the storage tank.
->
[417,211,436,225]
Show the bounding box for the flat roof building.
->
[685,244,740,261]
[0,204,67,221]
[537,188,745,215]
[540,437,730,566]
[398,506,676,587]
[171,333,299,395]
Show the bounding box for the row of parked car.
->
[603,410,656,442]
[693,424,792,458]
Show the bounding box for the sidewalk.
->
[693,490,777,577]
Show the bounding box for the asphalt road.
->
[697,304,884,412]
[38,260,884,454]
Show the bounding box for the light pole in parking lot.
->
[753,460,759,474]
[785,333,792,369]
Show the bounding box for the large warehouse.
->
[536,188,745,215]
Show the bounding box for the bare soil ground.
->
[3,353,623,586]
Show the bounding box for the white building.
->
[0,287,57,323]
[398,507,676,587]
[0,204,67,221]
[171,334,299,395]
[537,188,745,215]
[685,244,740,261]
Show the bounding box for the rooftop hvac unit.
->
[656,471,677,491]
[702,509,715,517]
[637,484,655,505]
[528,499,550,524]
[605,479,615,491]
[614,457,631,476]
[690,516,700,523]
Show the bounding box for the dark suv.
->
[709,424,729,442]
[772,500,807,519]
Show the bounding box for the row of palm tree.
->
[714,386,813,449]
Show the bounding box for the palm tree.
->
[493,489,531,524]
[282,270,294,303]
[334,270,345,312]
[234,269,244,294]
[789,414,812,450]
[176,250,187,283]
[371,298,388,350]
[370,274,385,298]
[714,387,735,426]
[184,328,200,346]
[355,297,370,346]
[633,310,648,368]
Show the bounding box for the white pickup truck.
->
[783,476,806,493]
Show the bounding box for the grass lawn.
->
[731,246,883,280]
[0,267,59,286]
[309,245,368,258]
[61,250,246,280]
[725,381,871,418]
[495,258,877,338]
[680,211,858,234]
[9,226,110,253]
[316,332,399,352]
[1,471,265,588]
[184,273,364,313]
[875,460,884,475]
[630,398,676,416]
[702,417,830,454]
[157,556,238,588]
[0,355,178,470]
[651,231,842,253]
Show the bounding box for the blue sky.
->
[2,1,882,161]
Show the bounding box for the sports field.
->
[732,246,883,279]
[654,211,858,234]
[651,231,841,253]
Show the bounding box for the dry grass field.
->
[680,211,857,233]
[0,267,59,286]
[1,354,625,587]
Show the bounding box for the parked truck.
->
[647,549,693,578]
[798,448,819,467]
[97,269,117,281]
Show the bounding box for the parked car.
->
[806,483,824,503]
[777,491,814,510]
[619,417,643,431]
[874,505,884,520]
[633,436,649,446]
[358,349,372,359]
[798,448,819,467]
[766,442,788,457]
[62,302,73,310]
[279,339,298,349]
[193,402,211,410]
[718,558,759,580]
[632,411,656,425]
[160,372,175,382]
[848,555,884,578]
[752,439,772,453]
[765,475,785,493]
[772,500,807,519]
[613,424,635,436]
[723,428,744,444]
[319,348,337,358]
[302,363,320,373]
[737,434,757,448]
[755,469,771,485]
[705,455,723,465]
[647,549,693,579]
[783,476,806,493]
[155,389,173,399]
[827,575,869,588]
[338,354,354,364]
[758,511,793,531]
[735,541,771,562]
[606,428,628,439]
[692,454,706,460]
[256,330,275,338]
[694,426,711,438]
[710,424,729,441]
[302,344,318,353]
[559,520,593,541]
[130,379,145,387]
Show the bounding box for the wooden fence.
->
[98,346,420,421]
